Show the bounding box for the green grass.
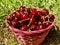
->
[0,0,60,45]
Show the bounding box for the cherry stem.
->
[19,18,30,23]
[27,15,34,26]
[27,15,34,32]
[42,16,45,24]
[27,28,31,32]
[44,15,52,23]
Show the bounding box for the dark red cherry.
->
[42,8,49,16]
[20,25,28,31]
[37,10,42,16]
[37,24,43,29]
[29,14,32,18]
[30,24,37,30]
[27,8,31,14]
[9,13,16,21]
[34,15,40,22]
[23,20,29,25]
[30,18,35,24]
[9,15,14,21]
[13,17,18,22]
[49,14,55,22]
[40,16,44,22]
[16,12,21,19]
[45,17,48,21]
[21,13,29,19]
[42,24,47,29]
[14,22,21,29]
[30,8,37,16]
[44,22,51,28]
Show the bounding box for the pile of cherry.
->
[7,5,55,31]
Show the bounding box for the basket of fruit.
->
[5,5,56,45]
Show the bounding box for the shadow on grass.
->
[42,26,60,45]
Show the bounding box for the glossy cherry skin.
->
[37,24,43,29]
[30,18,35,24]
[34,15,40,22]
[42,8,49,16]
[30,24,37,30]
[15,12,21,20]
[37,10,42,16]
[8,14,16,21]
[43,22,51,28]
[30,8,37,16]
[40,16,44,22]
[11,17,18,27]
[27,8,31,14]
[49,14,55,22]
[12,17,18,22]
[8,6,53,31]
[21,13,29,19]
[20,25,28,31]
[22,20,29,25]
[14,22,21,29]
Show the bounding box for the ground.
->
[0,0,60,45]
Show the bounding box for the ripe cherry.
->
[30,24,37,30]
[16,12,21,20]
[34,15,40,22]
[44,22,51,28]
[49,14,55,22]
[30,8,37,16]
[23,20,29,25]
[37,10,42,16]
[20,25,28,31]
[27,8,31,14]
[29,14,32,18]
[9,13,16,21]
[13,17,18,22]
[7,6,54,31]
[14,22,21,29]
[30,18,35,24]
[37,24,43,29]
[40,16,44,22]
[42,8,49,16]
[21,13,29,19]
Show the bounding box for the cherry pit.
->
[7,5,55,31]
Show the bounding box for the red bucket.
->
[5,7,56,45]
[5,16,56,45]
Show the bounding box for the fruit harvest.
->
[6,5,55,31]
